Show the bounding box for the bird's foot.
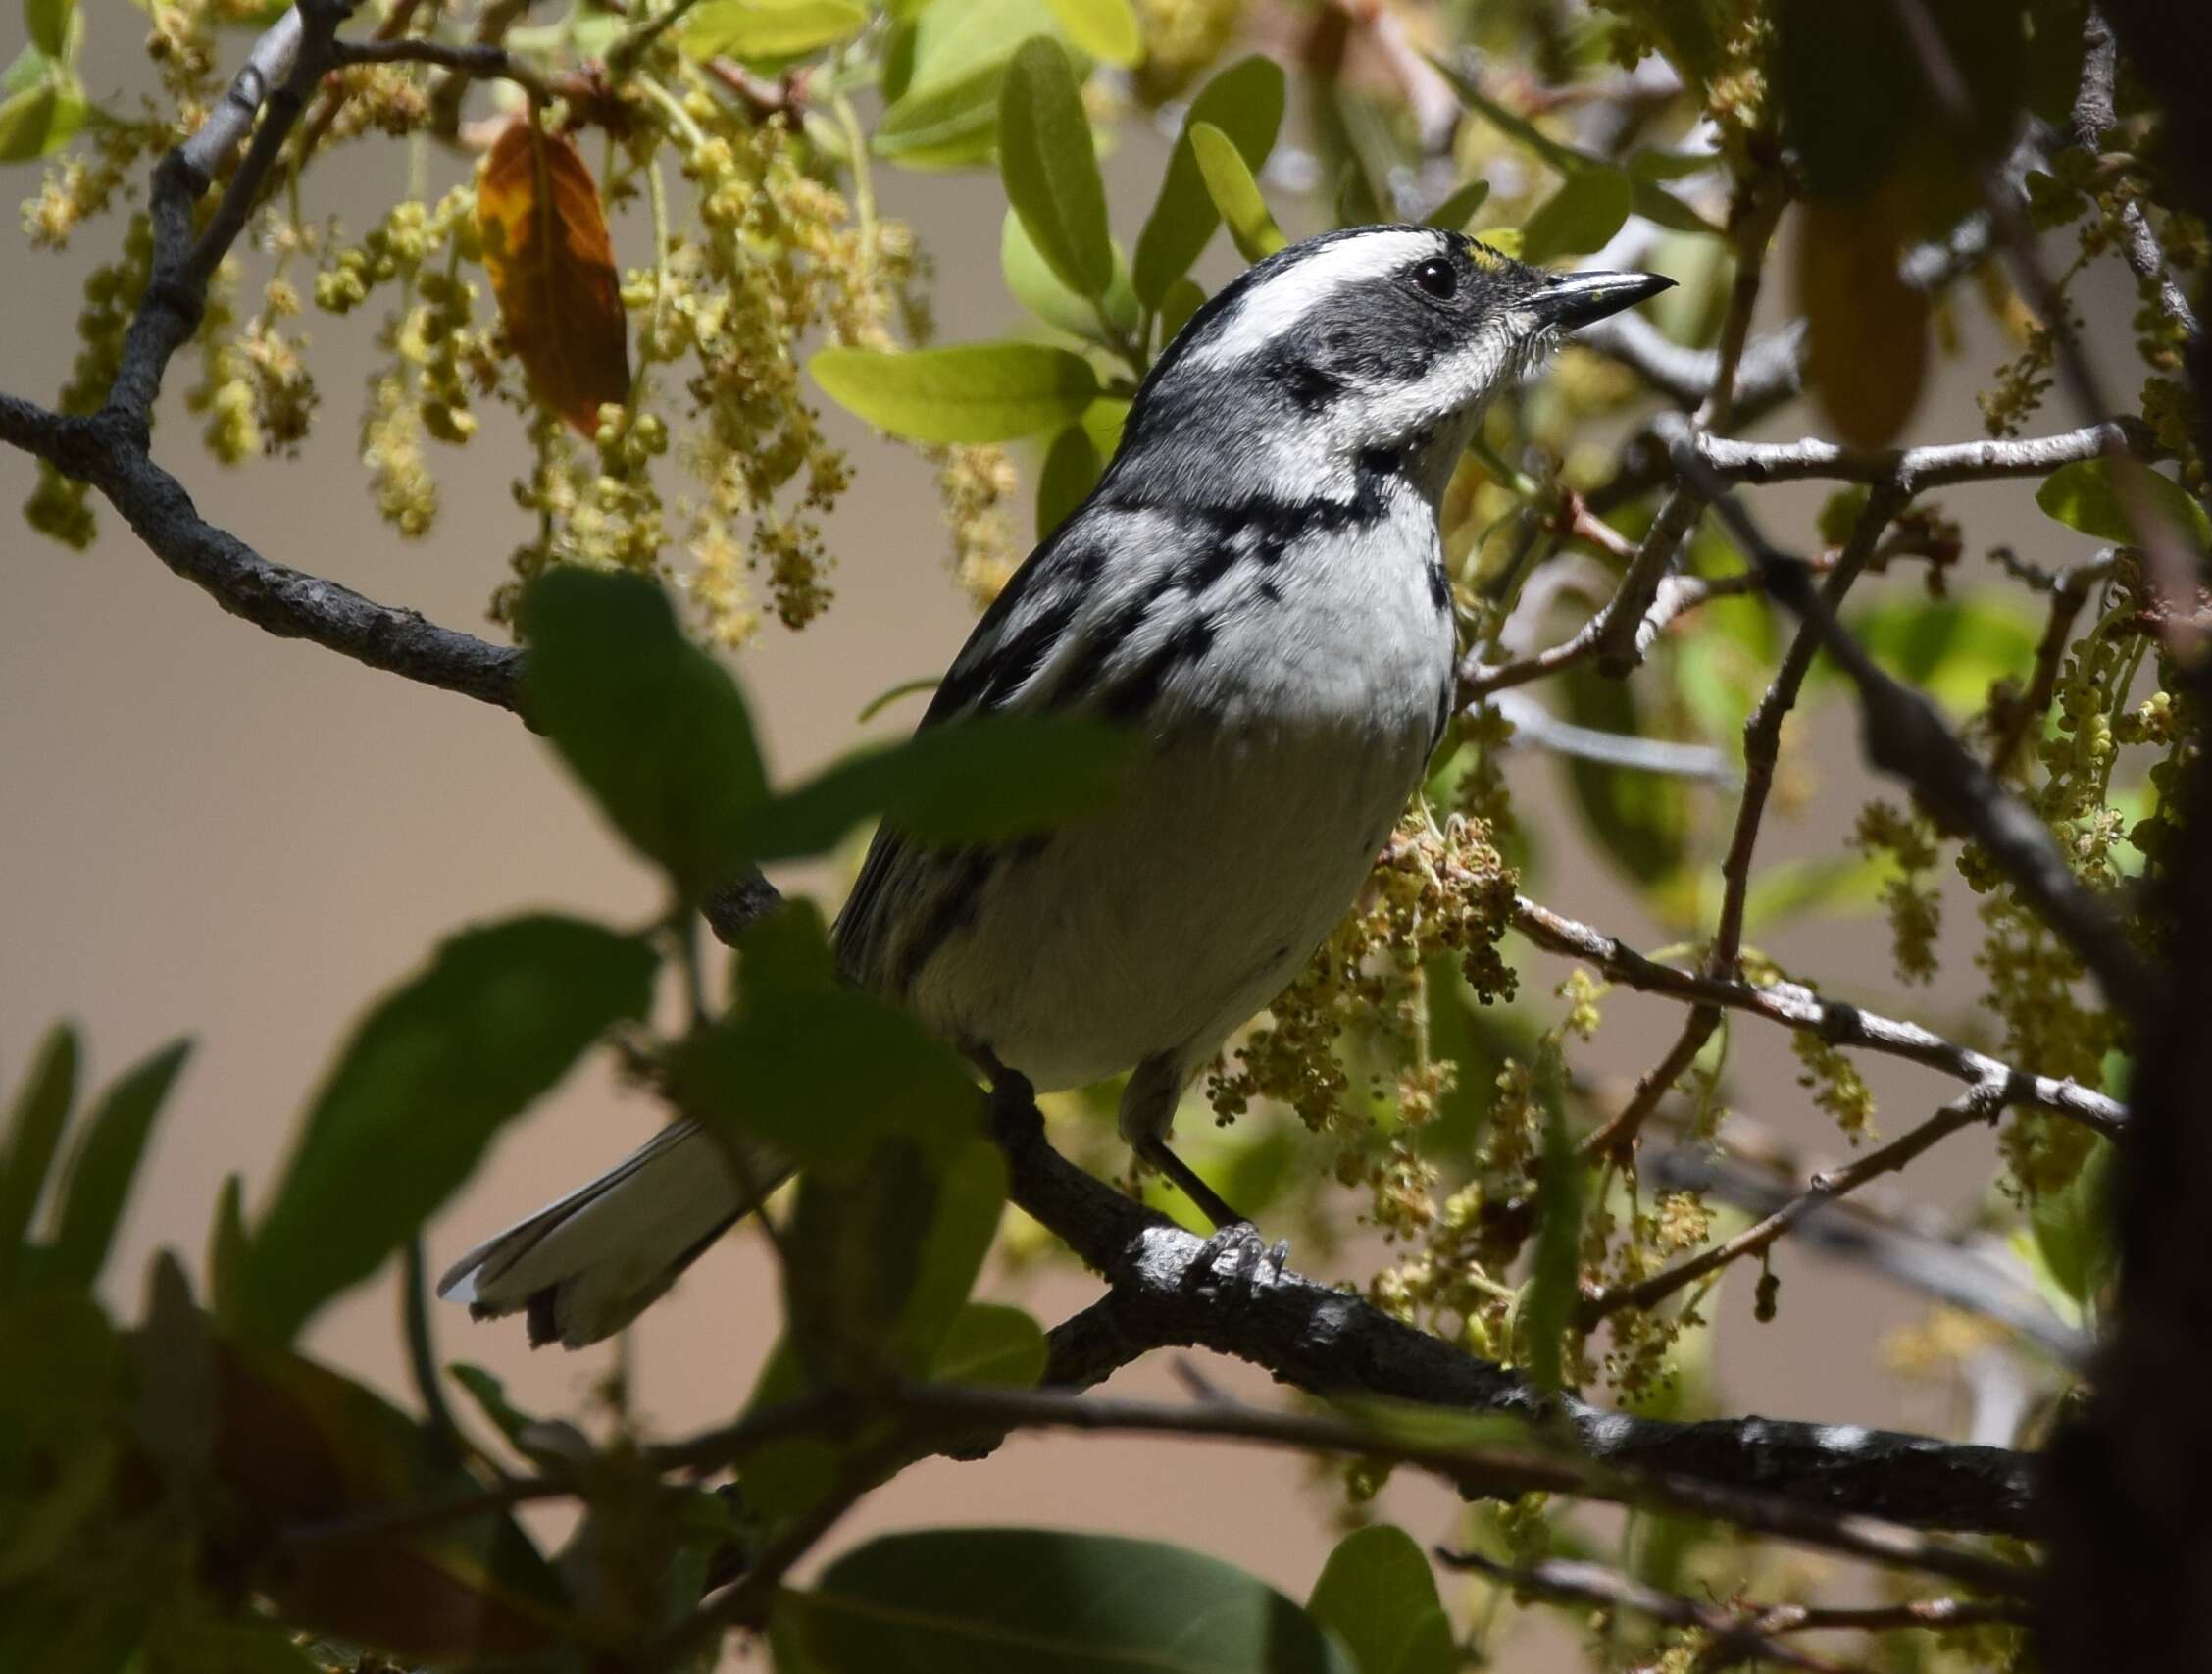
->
[1186,1218,1290,1301]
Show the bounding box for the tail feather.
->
[438,1123,785,1348]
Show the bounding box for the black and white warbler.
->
[442,225,1672,1346]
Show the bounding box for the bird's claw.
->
[1187,1220,1290,1299]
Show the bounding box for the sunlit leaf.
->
[1520,166,1632,264]
[1848,594,2037,716]
[1156,275,1205,347]
[2036,456,2212,551]
[681,0,866,59]
[241,917,656,1343]
[812,342,1098,442]
[775,1528,1357,1673]
[1797,192,1926,445]
[25,0,73,61]
[2031,1138,2117,1309]
[875,0,1062,168]
[999,36,1114,297]
[0,76,83,163]
[476,119,629,434]
[1308,1524,1453,1674]
[1079,393,1129,458]
[1037,421,1102,538]
[1740,854,1888,933]
[1131,55,1284,307]
[1189,120,1285,261]
[1039,0,1138,65]
[1001,211,1138,344]
[0,1023,75,1289]
[44,1040,190,1287]
[522,567,768,895]
[739,713,1134,859]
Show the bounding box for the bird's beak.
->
[1530,269,1676,331]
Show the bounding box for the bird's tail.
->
[437,1122,784,1348]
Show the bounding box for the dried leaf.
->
[1797,193,1927,447]
[476,120,630,435]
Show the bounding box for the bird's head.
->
[1112,225,1672,506]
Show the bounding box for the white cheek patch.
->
[1346,322,1522,442]
[1187,228,1446,369]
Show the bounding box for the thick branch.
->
[985,1091,2043,1538]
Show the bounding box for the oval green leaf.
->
[25,0,73,60]
[1797,193,1927,446]
[1423,178,1491,231]
[930,1300,1047,1386]
[1001,212,1140,344]
[775,1528,1358,1673]
[2036,455,2212,552]
[999,35,1114,297]
[681,0,867,60]
[1519,165,1633,264]
[1189,120,1285,262]
[523,568,770,896]
[241,916,657,1343]
[1037,422,1102,538]
[0,76,83,162]
[1308,1524,1452,1674]
[813,341,1098,443]
[1040,0,1138,65]
[1131,56,1285,307]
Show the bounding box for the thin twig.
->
[1581,1085,2006,1324]
[2072,7,2198,342]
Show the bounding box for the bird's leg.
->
[1131,1133,1248,1232]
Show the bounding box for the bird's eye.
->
[1412,258,1458,300]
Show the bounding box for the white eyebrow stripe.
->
[1185,228,1444,368]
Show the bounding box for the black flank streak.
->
[891,846,997,997]
[976,593,1081,709]
[1046,569,1181,708]
[1101,613,1219,722]
[1427,558,1451,616]
[1182,530,1248,594]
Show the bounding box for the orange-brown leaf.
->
[1797,191,1929,448]
[477,119,630,435]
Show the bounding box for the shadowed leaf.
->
[476,119,630,435]
[2036,456,2212,551]
[1520,166,1632,264]
[523,567,769,894]
[241,917,656,1343]
[45,1040,191,1287]
[775,1528,1357,1673]
[1308,1524,1453,1674]
[1798,193,1927,446]
[0,1023,76,1290]
[930,1301,1046,1386]
[1037,422,1102,539]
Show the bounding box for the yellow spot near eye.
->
[1464,239,1507,272]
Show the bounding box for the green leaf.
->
[1001,212,1139,344]
[45,1040,190,1287]
[930,1300,1046,1385]
[1847,595,2037,716]
[999,36,1114,297]
[1773,0,1917,200]
[671,988,979,1174]
[1189,120,1285,262]
[1308,1525,1452,1674]
[523,567,768,897]
[775,1528,1358,1673]
[1423,178,1491,231]
[813,342,1098,443]
[1131,56,1285,308]
[25,0,72,60]
[2031,1139,2117,1308]
[1156,276,1205,347]
[1324,1394,1533,1455]
[1039,0,1137,65]
[0,1024,76,1288]
[1037,422,1102,538]
[875,0,1064,168]
[1519,166,1633,264]
[243,916,657,1343]
[741,713,1134,859]
[1079,394,1128,458]
[1432,57,1589,177]
[1740,854,1888,933]
[1558,662,1688,888]
[0,76,83,162]
[1798,192,1928,447]
[680,0,866,60]
[2036,456,2212,552]
[1523,1056,1581,1395]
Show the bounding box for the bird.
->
[440,225,1672,1347]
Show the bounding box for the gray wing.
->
[831,492,1236,1001]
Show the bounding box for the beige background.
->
[0,38,2124,1664]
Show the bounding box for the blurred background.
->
[0,16,2134,1663]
